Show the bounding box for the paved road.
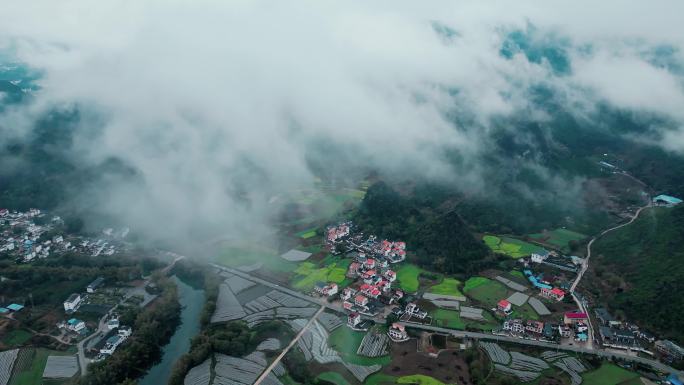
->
[568,203,651,351]
[399,322,683,378]
[253,306,325,385]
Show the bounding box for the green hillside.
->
[353,182,494,275]
[592,205,684,344]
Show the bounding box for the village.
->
[0,207,130,263]
[287,216,684,384]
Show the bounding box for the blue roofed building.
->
[653,194,683,207]
[667,374,683,385]
[7,303,24,311]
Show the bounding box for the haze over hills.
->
[3,3,684,384]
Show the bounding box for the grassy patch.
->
[10,348,73,385]
[511,303,540,320]
[427,278,463,297]
[328,327,391,366]
[397,374,447,385]
[364,373,397,385]
[317,372,352,385]
[509,270,524,278]
[463,277,508,308]
[463,276,491,292]
[295,228,319,239]
[581,363,639,385]
[291,259,352,290]
[529,228,586,252]
[2,329,33,346]
[483,235,545,258]
[396,264,424,293]
[433,309,465,330]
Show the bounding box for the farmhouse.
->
[66,318,86,332]
[497,299,512,314]
[314,282,338,297]
[531,249,549,263]
[383,269,396,282]
[347,313,362,328]
[63,293,82,312]
[354,294,369,309]
[653,194,683,207]
[599,326,636,347]
[388,323,409,342]
[327,223,351,243]
[563,312,588,325]
[595,308,621,327]
[525,320,544,334]
[87,277,105,293]
[540,287,565,301]
[341,287,356,301]
[503,319,525,334]
[347,262,361,277]
[655,340,684,361]
[405,302,427,319]
[7,304,24,312]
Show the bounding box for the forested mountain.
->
[353,182,494,275]
[591,205,684,344]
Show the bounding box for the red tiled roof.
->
[565,312,588,319]
[498,299,511,308]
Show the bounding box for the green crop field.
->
[396,264,424,293]
[397,374,448,385]
[317,372,352,385]
[291,258,352,290]
[483,235,546,258]
[2,329,32,346]
[328,327,391,366]
[463,277,508,307]
[295,227,319,239]
[215,242,303,273]
[10,348,73,385]
[512,303,540,320]
[529,228,586,252]
[364,373,397,385]
[433,309,465,329]
[581,363,639,385]
[427,278,463,297]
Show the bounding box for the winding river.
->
[139,275,205,385]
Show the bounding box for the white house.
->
[531,250,550,263]
[63,293,82,312]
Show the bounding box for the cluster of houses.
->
[0,208,128,262]
[523,269,567,302]
[530,249,581,273]
[63,277,106,315]
[326,222,406,264]
[500,311,589,343]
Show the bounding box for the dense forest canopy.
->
[353,181,495,275]
[592,205,684,344]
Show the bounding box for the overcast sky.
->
[1,1,683,247]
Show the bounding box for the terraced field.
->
[483,235,545,258]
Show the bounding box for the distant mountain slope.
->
[353,182,494,275]
[592,205,684,344]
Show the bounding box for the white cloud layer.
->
[1,0,684,245]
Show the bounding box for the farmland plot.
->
[356,332,389,357]
[184,358,211,385]
[211,283,247,323]
[0,349,18,385]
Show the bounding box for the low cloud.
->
[1,1,684,247]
